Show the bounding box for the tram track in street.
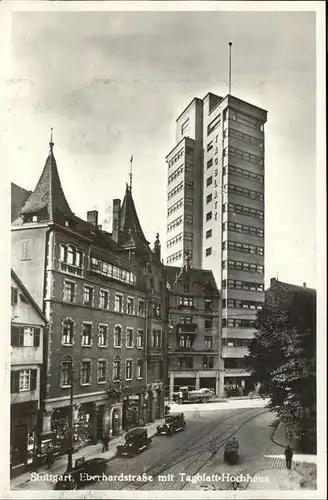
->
[109,407,255,491]
[120,407,269,491]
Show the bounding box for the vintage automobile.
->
[116,427,151,457]
[172,386,213,404]
[157,413,186,436]
[224,437,239,465]
[54,457,108,490]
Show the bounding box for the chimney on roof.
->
[112,199,121,243]
[303,282,307,288]
[270,277,277,287]
[87,210,98,227]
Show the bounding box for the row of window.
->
[168,181,184,200]
[207,114,221,136]
[224,202,264,220]
[63,282,146,315]
[90,257,136,285]
[60,320,149,348]
[167,232,182,248]
[11,326,41,347]
[167,250,182,264]
[167,215,182,232]
[223,164,264,185]
[223,221,264,238]
[225,127,264,148]
[223,240,264,256]
[224,146,264,166]
[167,214,193,233]
[222,318,256,328]
[185,180,194,190]
[168,165,184,185]
[59,244,84,276]
[223,260,264,275]
[227,109,265,132]
[222,279,264,292]
[222,298,263,310]
[227,183,264,202]
[167,197,183,216]
[222,338,250,347]
[168,147,184,169]
[60,358,144,388]
[177,355,214,369]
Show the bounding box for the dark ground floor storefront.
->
[10,402,39,478]
[44,385,164,455]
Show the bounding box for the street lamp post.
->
[64,356,74,473]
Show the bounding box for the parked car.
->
[157,413,186,436]
[116,427,151,457]
[54,457,108,490]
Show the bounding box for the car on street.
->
[224,438,239,465]
[54,457,108,490]
[116,427,151,458]
[157,413,186,436]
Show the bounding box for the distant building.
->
[10,269,47,477]
[165,92,267,392]
[11,137,167,459]
[165,255,223,397]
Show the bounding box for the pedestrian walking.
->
[102,435,109,452]
[284,444,293,470]
[46,449,54,470]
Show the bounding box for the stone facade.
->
[11,139,167,461]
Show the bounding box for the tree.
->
[246,285,316,451]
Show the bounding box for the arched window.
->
[113,325,122,347]
[113,357,121,381]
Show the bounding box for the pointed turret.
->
[119,183,149,252]
[19,131,73,223]
[153,233,161,262]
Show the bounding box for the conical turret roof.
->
[20,138,72,222]
[119,184,149,250]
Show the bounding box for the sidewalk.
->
[11,419,164,491]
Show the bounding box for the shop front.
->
[10,401,39,477]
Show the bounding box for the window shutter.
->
[18,327,25,346]
[11,326,19,347]
[11,371,19,393]
[34,328,41,347]
[31,370,37,390]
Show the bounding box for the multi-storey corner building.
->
[165,256,223,397]
[11,139,168,459]
[165,92,267,392]
[10,269,47,477]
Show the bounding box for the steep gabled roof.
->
[20,140,73,222]
[165,265,218,293]
[119,184,149,250]
[11,269,47,323]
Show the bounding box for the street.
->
[87,399,285,491]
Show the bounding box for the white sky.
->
[8,9,317,289]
